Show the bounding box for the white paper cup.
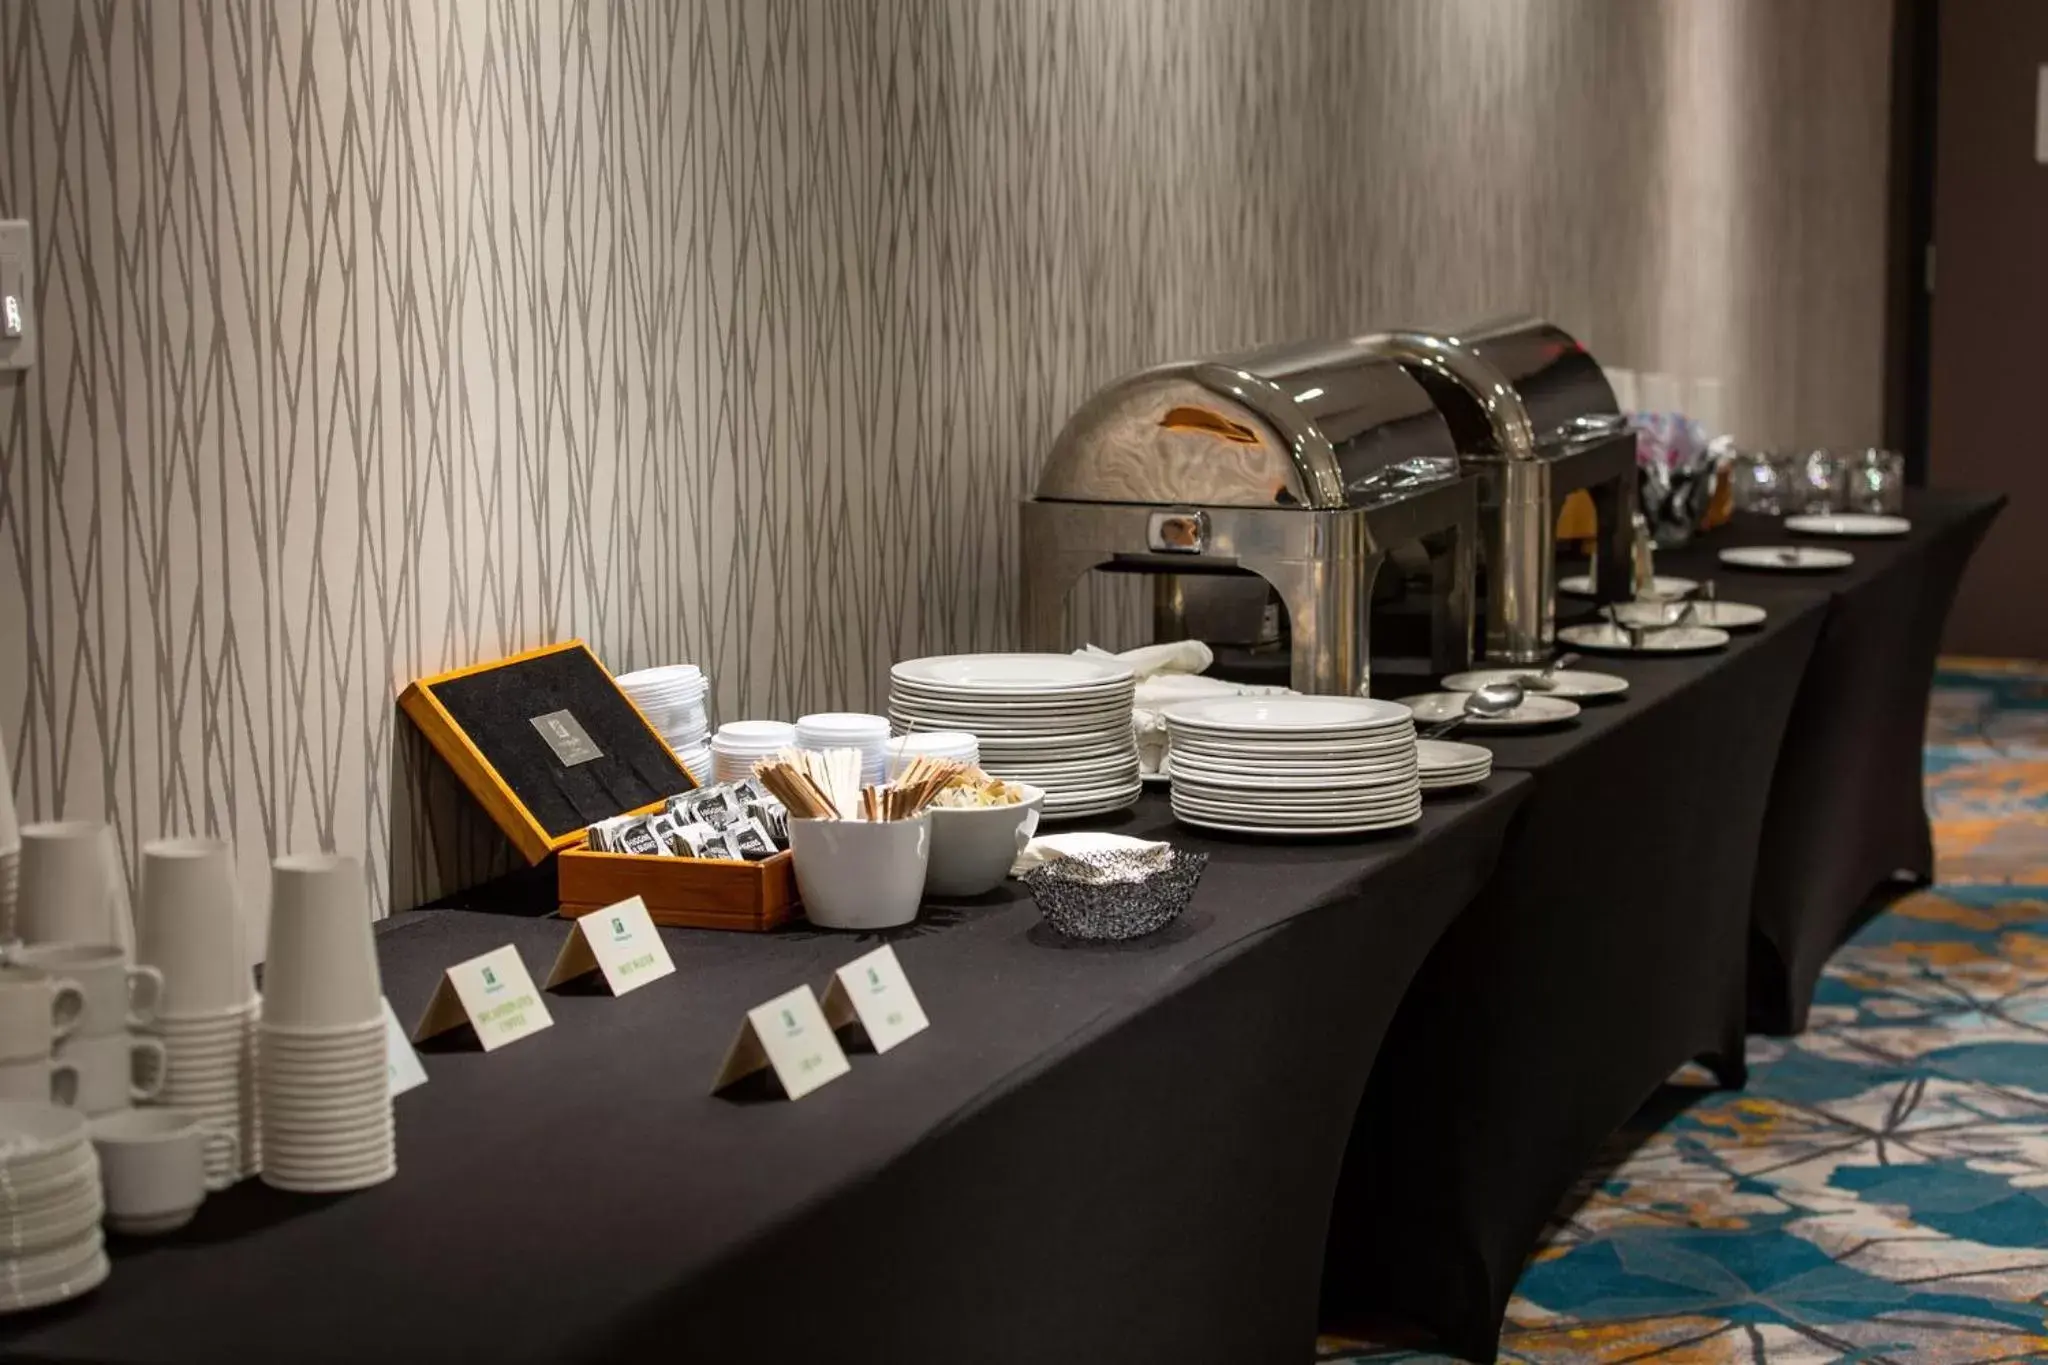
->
[923,786,1043,897]
[138,839,252,1019]
[16,823,126,951]
[789,815,930,930]
[53,1032,166,1115]
[0,965,85,1061]
[261,855,381,1030]
[0,1056,78,1107]
[13,944,160,1038]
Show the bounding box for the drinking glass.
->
[1731,451,1785,516]
[1846,448,1905,514]
[1794,450,1844,515]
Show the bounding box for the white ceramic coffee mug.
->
[0,1056,79,1106]
[14,944,161,1037]
[53,1031,165,1115]
[90,1107,239,1231]
[0,964,84,1062]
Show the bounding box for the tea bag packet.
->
[611,816,664,857]
[743,798,789,846]
[652,816,726,859]
[669,784,747,830]
[724,818,777,861]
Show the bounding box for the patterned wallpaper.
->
[0,0,1894,930]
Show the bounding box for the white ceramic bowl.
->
[923,786,1043,897]
[789,815,930,930]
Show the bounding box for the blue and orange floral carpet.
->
[1326,659,2048,1364]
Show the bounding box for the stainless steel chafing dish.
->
[1350,317,1635,663]
[1019,343,1479,696]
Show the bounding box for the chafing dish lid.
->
[1033,347,1458,510]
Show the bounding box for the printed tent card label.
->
[820,944,929,1054]
[545,895,676,996]
[413,944,555,1052]
[382,997,430,1096]
[711,985,850,1101]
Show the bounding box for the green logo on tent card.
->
[483,965,501,992]
[611,916,629,941]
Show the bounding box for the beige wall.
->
[0,0,1895,932]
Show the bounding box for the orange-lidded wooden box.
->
[398,640,799,931]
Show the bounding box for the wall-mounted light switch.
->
[0,220,31,372]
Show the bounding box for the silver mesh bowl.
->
[1022,849,1209,942]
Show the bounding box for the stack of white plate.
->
[712,721,798,784]
[258,855,394,1194]
[1164,696,1421,836]
[1417,739,1493,793]
[0,1101,109,1313]
[884,730,979,778]
[796,714,891,787]
[617,665,711,759]
[889,655,1140,821]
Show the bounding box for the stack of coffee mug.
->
[11,944,163,1116]
[256,854,394,1193]
[136,838,260,1185]
[0,961,87,1106]
[0,1102,108,1311]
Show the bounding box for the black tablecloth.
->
[1327,589,1832,1360]
[1656,489,2005,1032]
[0,783,1528,1365]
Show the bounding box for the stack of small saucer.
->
[796,714,891,788]
[257,854,394,1194]
[712,721,798,784]
[618,665,713,782]
[884,730,978,779]
[136,837,260,1184]
[0,1101,108,1313]
[1164,696,1420,836]
[1417,739,1493,794]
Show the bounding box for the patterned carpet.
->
[1324,659,2048,1364]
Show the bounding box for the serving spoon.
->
[1422,680,1526,739]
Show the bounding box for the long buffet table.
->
[0,490,2002,1365]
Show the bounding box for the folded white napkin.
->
[1079,643,1298,774]
[1011,832,1172,880]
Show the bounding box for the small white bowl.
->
[789,814,931,930]
[923,785,1043,897]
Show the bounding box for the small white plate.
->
[1784,513,1910,537]
[1400,693,1582,730]
[1558,622,1731,654]
[1441,668,1630,700]
[1162,695,1413,735]
[1559,573,1696,601]
[1718,545,1855,572]
[1607,600,1766,631]
[1417,739,1493,773]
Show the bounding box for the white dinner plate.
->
[1172,789,1423,818]
[1718,545,1855,572]
[1167,758,1419,787]
[1558,622,1731,655]
[890,691,1133,717]
[1784,513,1910,538]
[972,729,1135,752]
[891,653,1134,692]
[1172,807,1421,837]
[1441,668,1630,700]
[1559,573,1696,601]
[1040,789,1144,820]
[1161,695,1413,735]
[1400,693,1582,730]
[1169,732,1415,760]
[1170,776,1419,805]
[1606,600,1766,631]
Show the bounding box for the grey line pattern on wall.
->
[0,0,1893,931]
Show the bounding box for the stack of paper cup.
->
[617,666,713,786]
[884,730,979,779]
[795,714,891,788]
[15,822,134,957]
[136,839,260,1185]
[711,721,798,784]
[257,854,392,1194]
[0,1102,108,1312]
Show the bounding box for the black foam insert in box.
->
[427,648,690,842]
